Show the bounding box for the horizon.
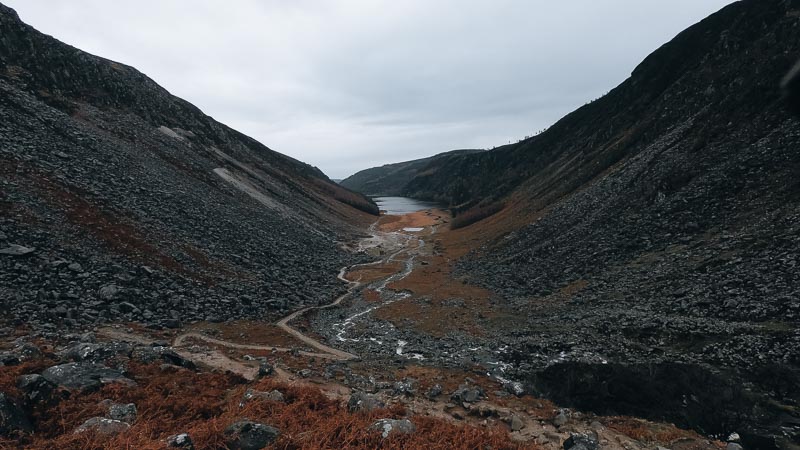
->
[5,0,735,179]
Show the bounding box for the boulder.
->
[166,432,195,448]
[450,385,484,404]
[0,393,32,436]
[159,349,197,370]
[347,391,385,412]
[74,417,130,435]
[97,284,121,300]
[224,420,280,450]
[426,384,443,399]
[393,378,416,396]
[17,374,55,404]
[14,343,42,361]
[241,388,284,406]
[257,361,274,378]
[553,409,569,427]
[61,342,132,362]
[369,418,416,439]
[107,402,137,423]
[42,362,135,391]
[504,381,525,397]
[510,415,525,431]
[563,433,599,450]
[0,244,35,256]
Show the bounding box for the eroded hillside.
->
[0,3,377,331]
[331,1,800,447]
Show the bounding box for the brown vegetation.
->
[184,321,308,349]
[376,209,445,232]
[344,262,403,284]
[602,417,700,444]
[450,202,505,230]
[362,289,381,303]
[1,363,529,449]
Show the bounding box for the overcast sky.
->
[7,1,735,179]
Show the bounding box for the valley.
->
[1,0,799,448]
[0,208,722,449]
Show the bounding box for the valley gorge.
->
[1,1,799,449]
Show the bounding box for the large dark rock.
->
[41,362,135,391]
[563,433,599,450]
[107,402,137,423]
[17,374,55,405]
[158,349,197,370]
[61,342,132,362]
[450,385,484,404]
[0,392,32,436]
[223,420,280,450]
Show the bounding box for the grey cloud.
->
[6,0,734,178]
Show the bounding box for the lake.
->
[372,196,442,215]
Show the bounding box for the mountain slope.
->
[340,149,483,196]
[0,3,375,331]
[393,0,800,446]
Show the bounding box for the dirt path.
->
[275,227,414,359]
[100,217,417,365]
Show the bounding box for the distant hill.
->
[340,149,484,196]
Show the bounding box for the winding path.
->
[276,229,413,359]
[99,219,419,367]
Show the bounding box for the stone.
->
[426,383,443,399]
[97,284,121,300]
[15,343,41,360]
[563,433,599,450]
[159,349,197,370]
[257,361,274,378]
[504,381,525,397]
[553,409,569,427]
[42,362,135,391]
[369,418,416,439]
[17,374,55,404]
[241,388,284,406]
[74,417,130,435]
[347,391,385,412]
[67,262,82,272]
[0,353,19,366]
[727,444,744,450]
[224,420,280,450]
[166,432,195,448]
[62,341,132,362]
[510,415,525,431]
[0,393,32,436]
[108,402,137,423]
[0,244,35,256]
[393,378,416,396]
[450,385,484,403]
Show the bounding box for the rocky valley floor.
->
[0,210,732,449]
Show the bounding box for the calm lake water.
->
[372,197,441,215]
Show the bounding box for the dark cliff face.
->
[0,3,374,331]
[340,149,483,197]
